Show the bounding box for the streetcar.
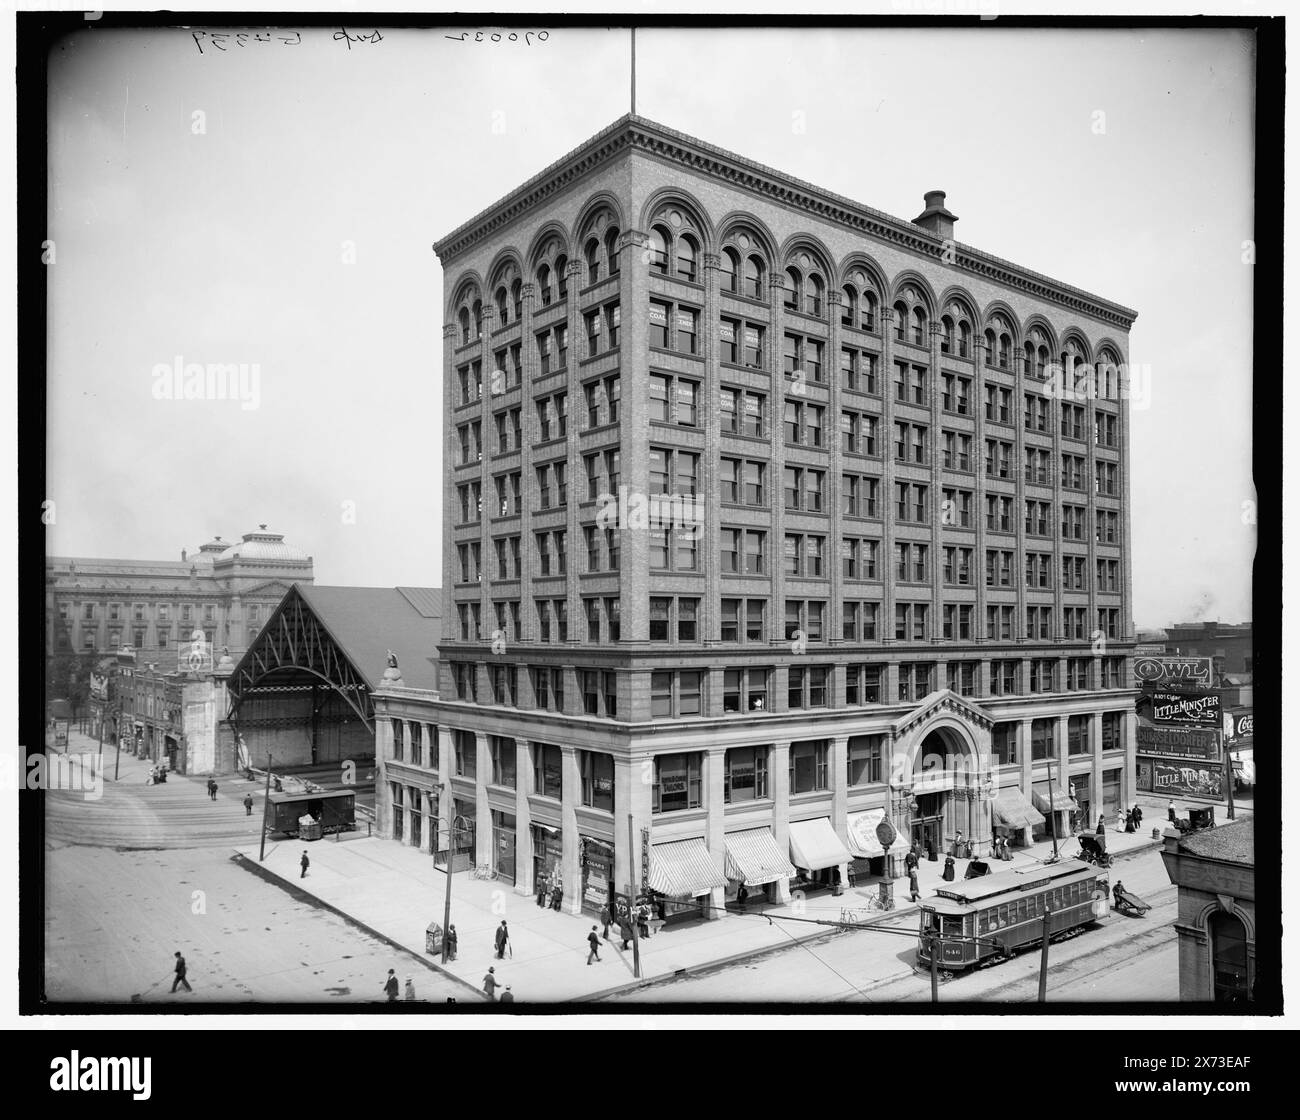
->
[915,857,1109,972]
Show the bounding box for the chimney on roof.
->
[912,189,958,241]
[181,549,187,562]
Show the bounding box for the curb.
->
[230,851,487,1002]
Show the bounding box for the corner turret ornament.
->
[381,649,404,688]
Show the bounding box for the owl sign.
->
[181,628,213,673]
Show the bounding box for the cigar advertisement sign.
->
[1136,723,1221,760]
[1150,691,1221,726]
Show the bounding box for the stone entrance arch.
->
[887,692,995,859]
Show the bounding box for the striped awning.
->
[1032,787,1078,813]
[725,828,796,886]
[648,838,727,897]
[845,809,903,859]
[992,786,1046,830]
[788,817,852,871]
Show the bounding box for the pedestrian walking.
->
[908,866,920,902]
[551,882,564,911]
[636,905,650,940]
[494,920,510,959]
[941,855,956,882]
[171,951,192,993]
[404,977,416,1001]
[300,851,310,879]
[1097,814,1106,835]
[535,878,548,907]
[904,847,920,874]
[499,986,514,1003]
[211,779,219,801]
[1168,799,1177,823]
[1133,804,1144,828]
[446,924,458,961]
[482,967,499,1000]
[586,925,603,964]
[383,968,399,1001]
[618,917,633,951]
[243,793,253,816]
[599,904,612,939]
[736,883,749,909]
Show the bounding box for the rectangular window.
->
[848,735,883,786]
[789,740,830,794]
[724,745,770,803]
[490,736,517,788]
[653,753,703,813]
[533,743,562,799]
[580,751,615,811]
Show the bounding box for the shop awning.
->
[725,828,796,886]
[992,787,1046,831]
[1231,749,1255,785]
[648,838,727,897]
[1032,788,1078,813]
[788,817,852,871]
[845,809,904,859]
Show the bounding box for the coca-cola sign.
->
[1133,655,1214,689]
[1151,691,1221,726]
[1223,708,1254,744]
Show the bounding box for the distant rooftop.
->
[1177,818,1254,865]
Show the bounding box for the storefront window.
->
[992,722,1018,765]
[490,735,516,788]
[847,735,883,786]
[790,739,829,793]
[1031,719,1054,761]
[653,753,702,813]
[453,729,477,778]
[1210,911,1249,1003]
[723,746,769,802]
[580,751,614,812]
[533,743,562,799]
[580,837,615,913]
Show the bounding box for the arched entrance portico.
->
[887,692,995,862]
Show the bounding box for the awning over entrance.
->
[845,809,904,858]
[992,787,1046,831]
[724,828,796,886]
[788,817,852,871]
[1032,788,1078,813]
[649,838,727,897]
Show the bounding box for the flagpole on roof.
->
[630,27,636,116]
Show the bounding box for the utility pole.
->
[929,932,939,1003]
[1044,756,1061,863]
[441,810,456,965]
[258,753,273,862]
[1038,908,1052,1002]
[626,815,641,979]
[112,709,122,781]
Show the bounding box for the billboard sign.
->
[1223,708,1254,745]
[1146,758,1226,800]
[1151,691,1221,726]
[1133,655,1215,691]
[1137,723,1221,760]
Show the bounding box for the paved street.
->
[43,731,466,1005]
[604,844,1179,1004]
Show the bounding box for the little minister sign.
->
[1151,691,1221,726]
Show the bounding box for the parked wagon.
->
[266,789,356,838]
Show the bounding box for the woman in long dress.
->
[941,855,956,882]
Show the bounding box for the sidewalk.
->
[232,797,1219,1002]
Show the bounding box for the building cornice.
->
[433,114,1138,331]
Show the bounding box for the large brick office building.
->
[374,115,1139,923]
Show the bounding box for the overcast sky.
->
[45,23,1255,629]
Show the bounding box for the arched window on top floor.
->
[676,234,698,283]
[459,307,472,345]
[804,274,824,318]
[585,238,602,286]
[841,284,858,327]
[783,267,800,311]
[721,248,740,293]
[495,286,509,326]
[744,255,765,301]
[555,254,569,301]
[648,227,669,274]
[894,301,909,342]
[511,279,522,321]
[537,263,552,306]
[605,227,621,275]
[472,299,483,339]
[911,306,927,347]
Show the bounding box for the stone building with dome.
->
[45,525,314,666]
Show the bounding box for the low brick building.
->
[1160,817,1255,1003]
